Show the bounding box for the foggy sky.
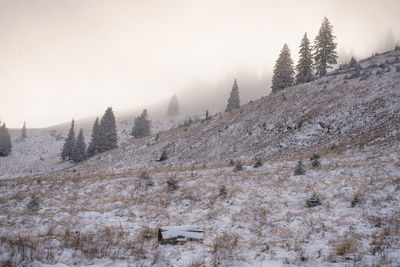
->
[1,0,399,128]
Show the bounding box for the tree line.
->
[60,106,154,163]
[272,17,338,93]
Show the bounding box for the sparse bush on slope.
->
[27,196,40,212]
[167,176,179,192]
[310,153,321,168]
[294,160,305,175]
[253,158,263,168]
[233,161,243,172]
[306,193,321,207]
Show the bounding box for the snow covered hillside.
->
[0,49,399,266]
[0,114,191,179]
[68,49,400,177]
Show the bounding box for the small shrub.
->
[349,57,357,68]
[253,158,263,168]
[27,196,40,212]
[233,161,243,172]
[396,66,400,72]
[159,150,168,161]
[146,180,154,187]
[219,185,227,197]
[310,154,321,168]
[294,160,305,175]
[306,193,321,207]
[228,159,235,166]
[167,177,179,192]
[139,171,150,180]
[351,194,360,207]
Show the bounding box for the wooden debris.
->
[158,225,204,244]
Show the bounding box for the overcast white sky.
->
[1,0,399,128]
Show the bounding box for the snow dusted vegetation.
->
[1,50,400,266]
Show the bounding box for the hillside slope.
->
[1,50,399,266]
[75,50,400,175]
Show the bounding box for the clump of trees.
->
[271,17,337,93]
[0,123,12,157]
[60,119,87,163]
[226,79,240,112]
[131,109,151,139]
[61,107,118,162]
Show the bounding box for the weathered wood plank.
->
[158,225,204,244]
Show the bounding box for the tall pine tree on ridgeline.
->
[296,33,314,84]
[0,123,12,157]
[313,17,337,77]
[167,95,179,116]
[87,117,100,157]
[73,129,87,163]
[271,44,294,93]
[131,109,151,139]
[225,79,240,112]
[98,107,118,153]
[61,119,76,161]
[21,122,27,139]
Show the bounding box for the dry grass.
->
[335,238,358,256]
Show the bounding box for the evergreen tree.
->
[98,107,118,152]
[296,33,314,84]
[167,95,179,116]
[73,129,87,163]
[87,117,100,157]
[131,109,151,139]
[313,17,338,77]
[21,121,27,139]
[271,44,295,93]
[61,119,76,161]
[225,79,240,112]
[0,123,12,157]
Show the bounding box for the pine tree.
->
[313,17,338,77]
[296,33,314,84]
[271,44,295,93]
[167,95,179,116]
[131,109,151,139]
[225,79,240,112]
[0,123,12,157]
[98,107,118,152]
[21,121,27,139]
[87,117,100,157]
[61,119,76,161]
[73,129,87,163]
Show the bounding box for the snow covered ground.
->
[0,50,400,266]
[0,144,399,266]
